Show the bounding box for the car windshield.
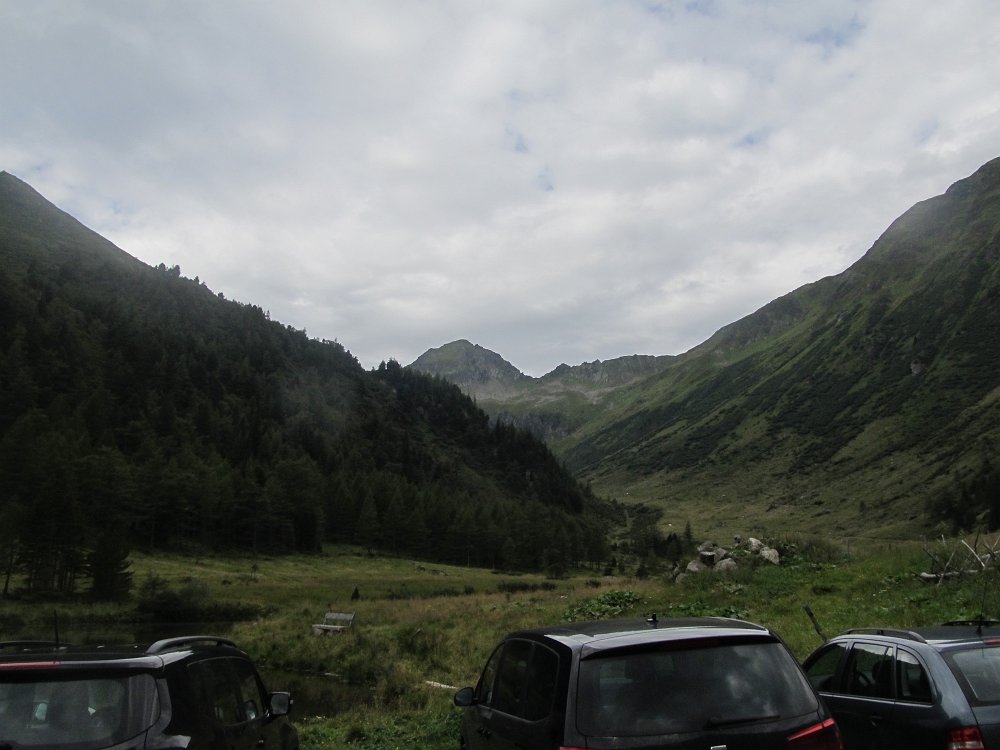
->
[576,638,817,737]
[0,672,159,749]
[947,645,1000,705]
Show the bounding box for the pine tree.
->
[355,492,380,554]
[87,529,133,600]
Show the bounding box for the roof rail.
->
[844,628,927,643]
[146,636,238,655]
[0,641,69,653]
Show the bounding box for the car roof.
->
[508,616,773,655]
[838,622,1000,648]
[0,635,244,671]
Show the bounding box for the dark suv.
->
[454,616,843,749]
[0,635,299,750]
[802,622,1000,750]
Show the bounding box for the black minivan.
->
[454,616,843,749]
[0,636,299,750]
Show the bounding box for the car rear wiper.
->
[705,713,780,728]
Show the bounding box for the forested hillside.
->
[0,172,612,596]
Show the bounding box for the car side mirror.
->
[453,687,477,707]
[269,692,292,716]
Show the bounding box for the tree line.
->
[0,241,614,599]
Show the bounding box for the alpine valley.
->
[2,157,999,579]
[410,157,1000,540]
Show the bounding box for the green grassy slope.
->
[564,157,1000,538]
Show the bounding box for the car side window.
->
[475,644,503,706]
[492,640,533,716]
[896,649,933,703]
[188,657,251,725]
[805,642,849,691]
[231,658,266,721]
[844,643,893,699]
[481,640,559,721]
[521,644,558,721]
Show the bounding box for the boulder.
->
[686,560,708,574]
[714,558,738,574]
[760,547,780,565]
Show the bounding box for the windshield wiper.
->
[705,713,779,728]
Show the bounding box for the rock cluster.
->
[674,536,780,581]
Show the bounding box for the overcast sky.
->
[3,1,999,376]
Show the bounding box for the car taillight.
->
[787,717,844,750]
[948,727,986,750]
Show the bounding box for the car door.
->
[840,642,898,750]
[461,642,508,750]
[806,640,894,750]
[187,656,271,750]
[463,638,560,750]
[231,657,292,750]
[880,647,940,750]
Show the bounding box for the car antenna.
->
[53,610,60,648]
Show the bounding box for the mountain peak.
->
[0,170,145,277]
[409,340,527,399]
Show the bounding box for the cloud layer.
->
[3,1,999,375]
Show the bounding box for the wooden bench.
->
[311,612,356,636]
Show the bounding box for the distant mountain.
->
[0,171,611,590]
[413,158,1000,538]
[409,339,528,399]
[540,355,675,387]
[409,341,673,440]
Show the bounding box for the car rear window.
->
[576,638,818,737]
[947,646,1000,706]
[0,673,159,749]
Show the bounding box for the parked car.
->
[0,635,299,750]
[801,621,1000,750]
[454,615,843,749]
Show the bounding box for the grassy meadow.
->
[2,536,998,750]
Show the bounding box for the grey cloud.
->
[2,0,999,377]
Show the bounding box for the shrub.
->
[562,589,643,621]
